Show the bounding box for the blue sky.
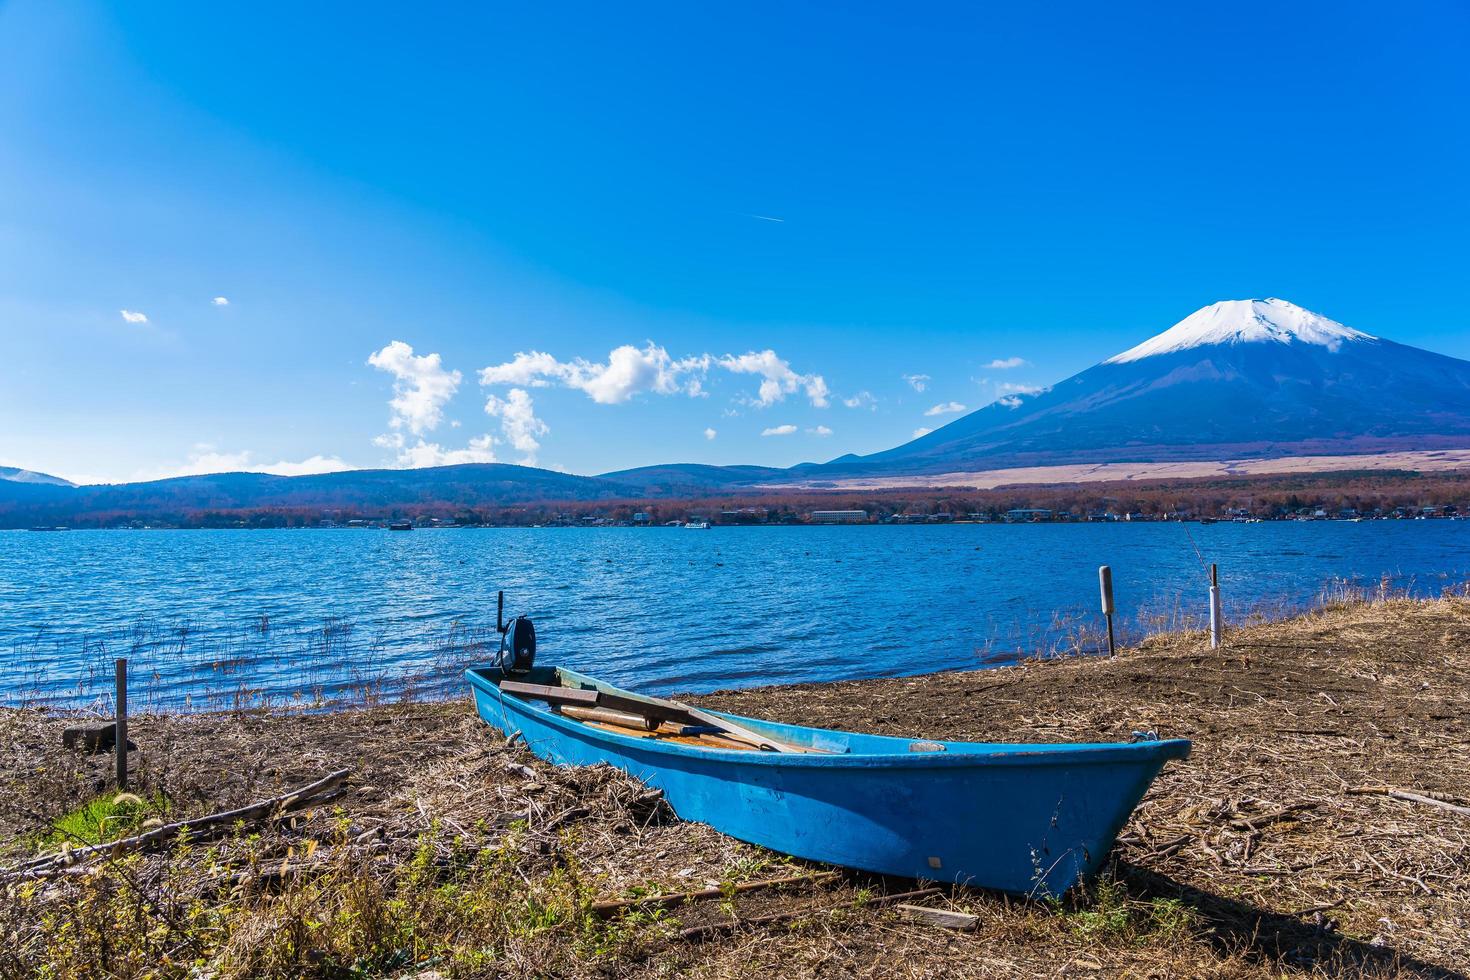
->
[2,2,1467,484]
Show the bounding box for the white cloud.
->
[718,350,829,407]
[761,424,798,436]
[480,343,827,409]
[985,357,1027,369]
[141,446,352,480]
[120,310,148,324]
[704,427,717,440]
[262,455,353,477]
[987,382,1045,410]
[155,448,251,477]
[807,425,833,437]
[211,296,230,307]
[902,373,930,392]
[912,427,933,439]
[480,344,708,404]
[842,391,876,409]
[484,388,548,464]
[476,350,565,389]
[385,434,497,468]
[368,340,462,435]
[924,401,967,416]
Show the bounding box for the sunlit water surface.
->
[2,523,1467,711]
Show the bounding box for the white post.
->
[1208,564,1222,649]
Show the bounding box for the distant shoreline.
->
[10,514,1468,531]
[6,463,1469,530]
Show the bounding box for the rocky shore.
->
[3,594,1467,978]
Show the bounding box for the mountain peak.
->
[1105,298,1375,364]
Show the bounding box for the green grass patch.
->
[37,791,168,848]
[1065,877,1202,944]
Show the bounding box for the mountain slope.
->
[832,299,1470,476]
[597,463,793,492]
[0,466,75,487]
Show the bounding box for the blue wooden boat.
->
[465,659,1189,896]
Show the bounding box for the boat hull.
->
[466,666,1188,896]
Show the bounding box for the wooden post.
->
[1208,564,1222,649]
[115,658,128,789]
[1098,565,1116,656]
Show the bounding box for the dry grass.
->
[2,592,1468,978]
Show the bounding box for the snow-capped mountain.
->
[836,299,1470,475]
[1104,298,1373,363]
[6,299,1470,525]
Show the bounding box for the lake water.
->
[2,523,1467,712]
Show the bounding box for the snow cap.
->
[1106,299,1374,364]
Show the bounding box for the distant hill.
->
[0,464,632,527]
[597,463,791,493]
[7,298,1470,526]
[0,466,74,487]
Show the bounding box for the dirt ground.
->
[2,595,1467,978]
[771,448,1470,490]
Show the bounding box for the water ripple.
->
[2,523,1467,710]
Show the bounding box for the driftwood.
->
[1348,785,1470,817]
[5,769,352,878]
[678,886,943,941]
[898,903,980,930]
[593,870,839,917]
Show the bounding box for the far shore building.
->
[809,509,868,524]
[1004,508,1054,522]
[719,508,770,524]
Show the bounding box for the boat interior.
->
[468,663,1172,759]
[469,664,854,754]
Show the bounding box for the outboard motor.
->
[495,590,536,675]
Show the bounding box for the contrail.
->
[743,213,785,223]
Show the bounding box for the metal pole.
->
[115,658,128,789]
[1098,565,1116,656]
[1208,563,1222,649]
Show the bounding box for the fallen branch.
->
[678,886,942,941]
[540,805,591,834]
[1348,786,1470,817]
[1228,802,1316,831]
[1291,896,1349,917]
[593,870,839,918]
[5,769,352,878]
